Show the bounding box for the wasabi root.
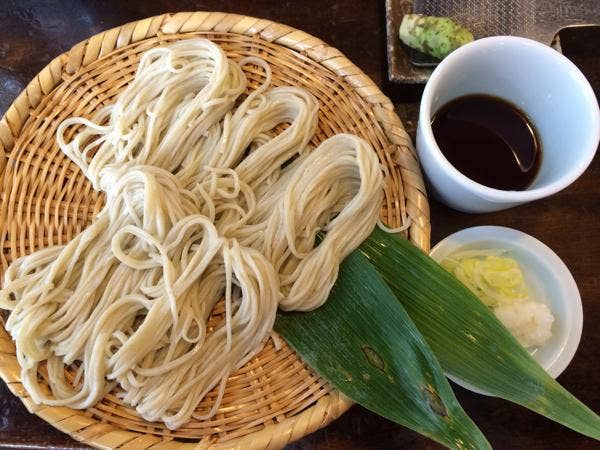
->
[399,14,474,60]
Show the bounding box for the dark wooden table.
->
[0,1,598,449]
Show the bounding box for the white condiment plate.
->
[429,225,583,395]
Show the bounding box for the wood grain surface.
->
[0,1,598,449]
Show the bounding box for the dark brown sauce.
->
[431,94,541,191]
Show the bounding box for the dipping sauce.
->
[431,94,541,191]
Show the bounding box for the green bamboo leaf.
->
[361,227,600,440]
[275,248,491,450]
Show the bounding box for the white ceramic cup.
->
[416,36,600,213]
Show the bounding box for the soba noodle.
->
[0,38,383,429]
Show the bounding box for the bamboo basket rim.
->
[0,11,430,449]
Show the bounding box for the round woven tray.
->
[0,12,430,450]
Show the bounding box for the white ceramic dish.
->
[430,226,583,395]
[417,36,600,213]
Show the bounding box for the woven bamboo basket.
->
[0,11,430,449]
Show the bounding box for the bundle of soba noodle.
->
[0,39,383,429]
